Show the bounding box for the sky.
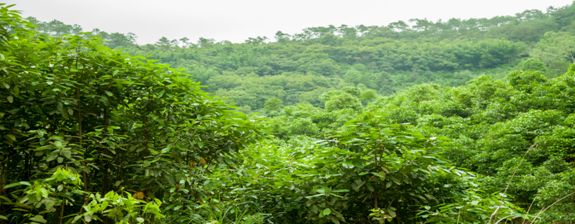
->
[4,0,574,44]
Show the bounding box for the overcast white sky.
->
[4,0,574,44]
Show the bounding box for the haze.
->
[5,0,573,44]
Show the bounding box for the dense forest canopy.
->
[2,2,575,223]
[27,3,575,113]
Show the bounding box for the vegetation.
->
[0,4,256,223]
[2,2,575,223]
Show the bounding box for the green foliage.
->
[5,168,84,223]
[4,2,575,223]
[369,66,575,223]
[203,115,527,223]
[28,2,575,113]
[78,191,164,223]
[530,32,575,75]
[323,90,362,112]
[0,5,257,223]
[421,190,526,223]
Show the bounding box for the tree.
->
[531,32,575,75]
[0,5,257,222]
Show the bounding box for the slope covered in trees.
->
[2,2,575,224]
[28,3,575,113]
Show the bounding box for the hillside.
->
[30,3,575,113]
[1,2,575,224]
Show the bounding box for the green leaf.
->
[321,208,331,217]
[71,215,83,223]
[388,208,396,217]
[6,134,16,142]
[352,179,365,192]
[3,181,31,189]
[0,195,11,202]
[29,215,47,224]
[61,149,72,159]
[6,95,13,103]
[84,214,93,222]
[332,189,349,193]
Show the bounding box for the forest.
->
[1,2,575,223]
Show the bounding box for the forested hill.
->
[2,2,575,224]
[29,3,575,112]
